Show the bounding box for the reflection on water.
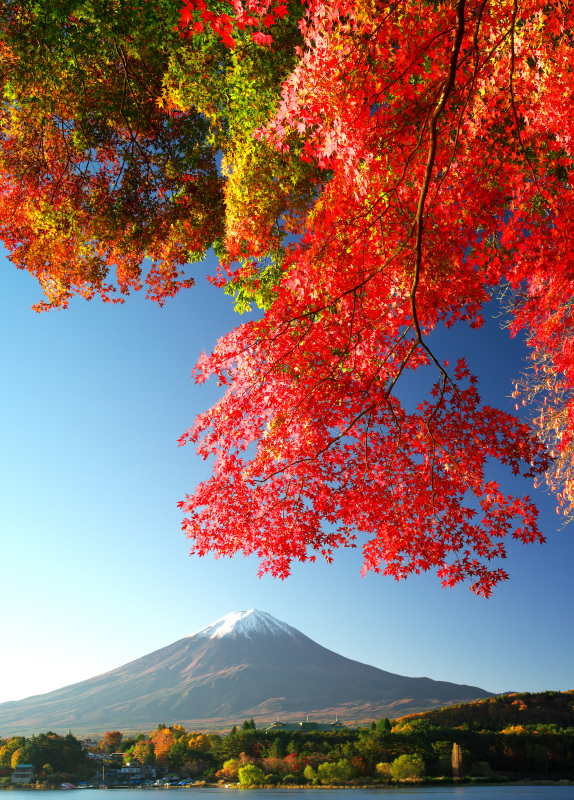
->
[4,787,574,800]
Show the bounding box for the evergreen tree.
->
[376,719,392,734]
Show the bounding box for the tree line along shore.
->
[1,692,573,788]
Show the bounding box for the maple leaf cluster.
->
[177,0,572,595]
[179,0,288,48]
[2,0,573,594]
[0,0,224,309]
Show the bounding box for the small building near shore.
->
[120,761,157,780]
[11,764,35,785]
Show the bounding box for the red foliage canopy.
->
[177,0,572,595]
[2,0,573,595]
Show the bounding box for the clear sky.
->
[1,245,572,710]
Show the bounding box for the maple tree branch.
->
[380,0,468,406]
[247,319,415,485]
[424,372,450,518]
[411,0,466,333]
[113,42,148,167]
[384,332,419,400]
[508,0,545,198]
[424,0,490,216]
[49,124,74,204]
[257,238,410,338]
[252,344,412,487]
[365,24,458,111]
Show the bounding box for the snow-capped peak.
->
[192,609,298,640]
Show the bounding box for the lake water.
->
[5,787,574,800]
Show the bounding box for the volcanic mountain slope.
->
[0,610,492,735]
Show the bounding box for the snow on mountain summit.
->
[0,608,493,733]
[192,609,298,640]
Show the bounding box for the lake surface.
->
[6,788,574,800]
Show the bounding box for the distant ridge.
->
[392,690,574,730]
[0,609,492,735]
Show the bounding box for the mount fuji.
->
[0,610,491,735]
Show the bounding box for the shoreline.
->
[3,779,574,790]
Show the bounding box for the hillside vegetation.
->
[2,692,573,787]
[394,691,574,731]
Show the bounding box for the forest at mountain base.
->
[1,691,573,786]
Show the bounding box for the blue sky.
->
[1,246,572,710]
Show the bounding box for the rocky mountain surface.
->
[0,610,492,735]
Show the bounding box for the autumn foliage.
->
[177,0,571,595]
[103,732,123,753]
[1,0,573,595]
[150,728,176,765]
[0,0,224,309]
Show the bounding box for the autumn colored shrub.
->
[390,754,426,781]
